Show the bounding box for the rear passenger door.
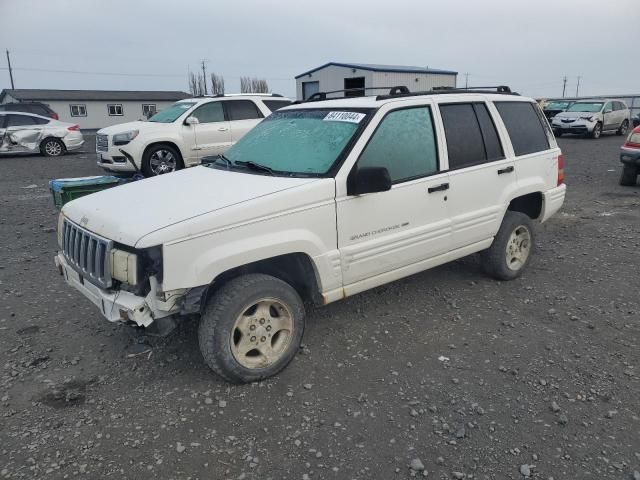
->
[224,100,265,144]
[337,105,452,288]
[439,102,514,249]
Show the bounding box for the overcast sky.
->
[1,0,638,99]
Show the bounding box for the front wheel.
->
[590,122,602,139]
[616,120,629,136]
[40,138,65,157]
[481,211,535,281]
[141,144,183,176]
[554,129,562,138]
[619,165,638,186]
[198,274,305,384]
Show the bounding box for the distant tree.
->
[240,76,269,93]
[210,72,225,96]
[188,72,206,96]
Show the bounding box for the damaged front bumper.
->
[54,252,180,327]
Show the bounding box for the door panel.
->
[189,102,232,160]
[224,100,264,144]
[337,175,451,285]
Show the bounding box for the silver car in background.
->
[552,99,630,139]
[0,111,84,156]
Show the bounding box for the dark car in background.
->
[543,100,573,122]
[632,112,640,128]
[0,102,59,119]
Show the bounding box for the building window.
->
[142,104,156,117]
[108,104,123,116]
[70,104,87,117]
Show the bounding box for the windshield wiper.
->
[203,154,234,169]
[235,160,275,175]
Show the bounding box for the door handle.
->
[498,166,514,175]
[428,183,449,193]
[218,127,228,132]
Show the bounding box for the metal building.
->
[295,62,458,100]
[0,89,191,130]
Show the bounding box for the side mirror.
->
[185,116,200,126]
[348,166,392,196]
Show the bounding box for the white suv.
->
[55,86,566,383]
[95,94,292,176]
[552,99,630,139]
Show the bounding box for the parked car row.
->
[552,99,630,139]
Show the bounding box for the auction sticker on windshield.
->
[323,111,366,123]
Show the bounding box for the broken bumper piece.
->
[55,252,177,327]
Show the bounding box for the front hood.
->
[555,111,599,120]
[97,121,160,135]
[62,167,319,247]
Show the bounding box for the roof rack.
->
[376,85,518,100]
[296,86,410,104]
[194,93,284,98]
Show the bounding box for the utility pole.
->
[201,60,208,95]
[5,49,15,89]
[464,73,470,88]
[575,76,581,97]
[562,76,567,98]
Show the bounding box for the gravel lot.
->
[0,133,638,480]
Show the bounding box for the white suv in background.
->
[552,99,630,139]
[95,94,291,176]
[56,86,566,383]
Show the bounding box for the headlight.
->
[109,249,138,285]
[581,116,595,122]
[112,130,139,146]
[57,213,65,247]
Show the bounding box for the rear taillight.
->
[51,113,59,120]
[557,154,565,186]
[67,125,80,131]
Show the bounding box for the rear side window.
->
[357,106,438,183]
[263,100,292,112]
[32,116,49,125]
[6,114,38,127]
[440,103,504,169]
[495,102,550,156]
[224,100,263,121]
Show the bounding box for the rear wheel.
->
[198,274,305,383]
[481,211,535,281]
[619,165,638,186]
[616,120,629,136]
[590,122,602,139]
[141,144,183,176]
[40,138,65,157]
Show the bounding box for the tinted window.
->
[191,102,224,123]
[6,114,37,127]
[495,102,550,156]
[474,104,504,162]
[440,103,486,169]
[358,107,438,183]
[225,100,263,121]
[30,116,49,125]
[263,100,292,112]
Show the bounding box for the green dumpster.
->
[49,176,123,209]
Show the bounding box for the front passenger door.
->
[602,102,616,130]
[337,106,452,288]
[189,102,232,160]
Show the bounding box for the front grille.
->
[96,134,109,152]
[62,219,113,288]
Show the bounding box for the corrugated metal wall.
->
[372,71,456,93]
[296,65,457,99]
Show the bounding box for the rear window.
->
[224,100,263,121]
[263,100,292,112]
[495,102,550,156]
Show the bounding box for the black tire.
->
[554,129,562,138]
[40,137,65,157]
[141,143,183,176]
[481,211,535,281]
[198,274,305,384]
[590,122,602,139]
[616,120,629,136]
[619,165,638,186]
